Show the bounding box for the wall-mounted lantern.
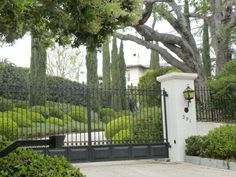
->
[183,86,195,113]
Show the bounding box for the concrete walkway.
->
[74,159,236,177]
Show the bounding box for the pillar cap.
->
[156,72,198,82]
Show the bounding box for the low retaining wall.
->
[185,155,236,171]
[196,122,230,136]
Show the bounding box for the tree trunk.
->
[29,34,47,106]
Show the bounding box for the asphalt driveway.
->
[73,159,236,177]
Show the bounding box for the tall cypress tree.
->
[102,40,111,89]
[202,20,211,77]
[111,37,122,110]
[86,47,99,110]
[86,47,98,88]
[150,42,160,70]
[29,34,47,106]
[119,41,127,109]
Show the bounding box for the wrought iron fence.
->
[0,85,164,146]
[195,87,236,123]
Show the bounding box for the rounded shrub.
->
[13,108,46,123]
[46,117,64,126]
[48,106,65,119]
[0,148,85,177]
[3,111,31,127]
[68,106,87,123]
[185,135,207,156]
[112,129,132,144]
[31,105,50,118]
[0,116,18,140]
[105,116,130,139]
[205,125,236,159]
[99,108,116,122]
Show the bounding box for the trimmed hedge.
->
[46,117,64,126]
[105,116,130,139]
[12,108,45,123]
[0,148,85,177]
[68,106,87,123]
[0,61,87,105]
[0,116,18,140]
[0,97,14,112]
[2,111,31,127]
[112,129,132,144]
[185,125,236,160]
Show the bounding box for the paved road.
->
[74,159,236,177]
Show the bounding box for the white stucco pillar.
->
[156,72,198,162]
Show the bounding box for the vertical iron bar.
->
[162,89,169,144]
[87,88,92,160]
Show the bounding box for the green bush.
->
[98,107,118,123]
[46,117,64,126]
[185,135,207,156]
[0,148,85,177]
[2,111,31,127]
[0,116,18,140]
[0,97,14,112]
[68,106,87,123]
[138,67,179,107]
[205,125,236,159]
[185,125,236,160]
[12,108,45,123]
[133,107,163,142]
[13,99,28,109]
[31,105,50,118]
[112,129,132,144]
[48,106,65,119]
[105,116,130,139]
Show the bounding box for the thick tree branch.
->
[115,33,192,72]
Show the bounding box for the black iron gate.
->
[0,86,169,162]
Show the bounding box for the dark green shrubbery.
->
[0,148,85,177]
[0,97,14,112]
[185,135,207,157]
[0,61,87,105]
[99,108,116,122]
[138,67,179,107]
[185,125,236,160]
[105,106,163,143]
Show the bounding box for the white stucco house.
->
[126,64,148,87]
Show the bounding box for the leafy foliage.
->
[46,117,64,127]
[105,116,130,139]
[0,97,14,112]
[2,111,31,127]
[185,125,236,160]
[0,116,18,140]
[68,106,87,123]
[138,67,178,107]
[112,129,132,144]
[0,148,85,177]
[208,61,236,98]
